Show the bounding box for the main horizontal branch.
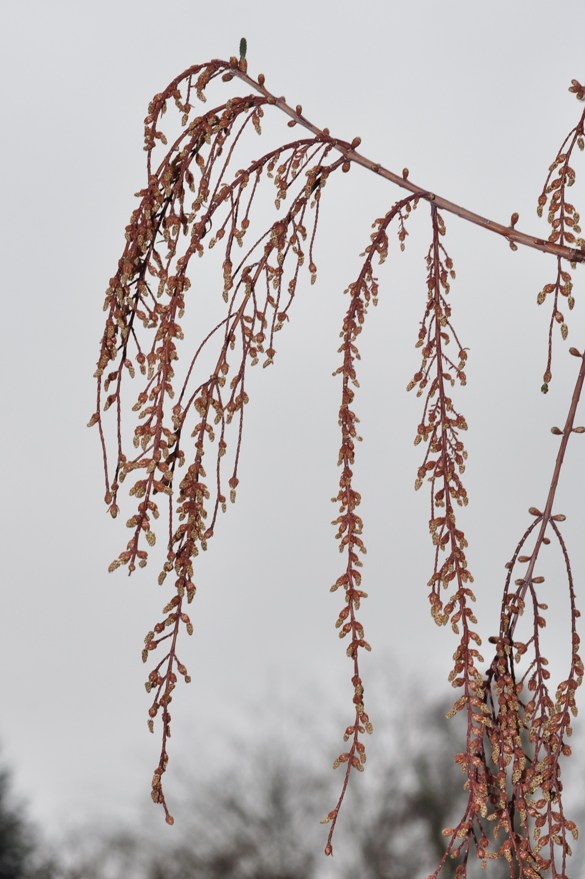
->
[227,60,585,265]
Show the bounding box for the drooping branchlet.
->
[94,59,585,873]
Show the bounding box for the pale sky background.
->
[2,0,585,865]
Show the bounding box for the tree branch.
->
[228,61,585,265]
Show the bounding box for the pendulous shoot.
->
[92,46,585,876]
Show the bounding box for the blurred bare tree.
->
[336,703,466,879]
[48,699,525,879]
[0,754,59,879]
[0,761,34,879]
[146,750,325,879]
[4,705,584,877]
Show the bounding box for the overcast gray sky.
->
[2,0,585,857]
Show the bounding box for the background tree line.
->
[5,698,584,878]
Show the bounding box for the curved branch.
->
[226,61,585,265]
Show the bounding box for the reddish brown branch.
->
[227,62,585,265]
[323,195,418,854]
[508,347,585,640]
